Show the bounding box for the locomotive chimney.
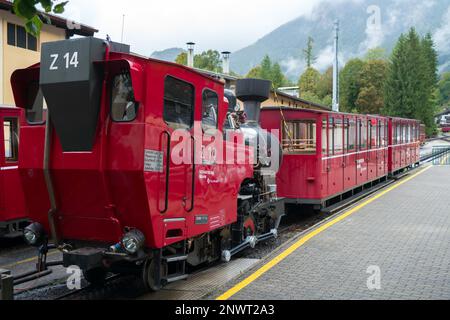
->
[186,42,195,68]
[236,79,272,124]
[221,51,231,74]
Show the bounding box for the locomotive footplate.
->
[63,248,105,270]
[62,247,147,271]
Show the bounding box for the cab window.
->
[111,73,138,122]
[3,118,19,162]
[202,90,218,131]
[163,76,194,130]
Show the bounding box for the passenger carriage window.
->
[26,82,46,124]
[163,76,194,130]
[3,118,19,162]
[370,121,377,149]
[348,120,356,151]
[111,73,138,122]
[329,118,334,154]
[333,118,343,154]
[322,118,328,155]
[360,120,367,149]
[282,120,317,154]
[344,120,349,152]
[202,90,218,131]
[378,121,382,147]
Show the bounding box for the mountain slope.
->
[230,0,450,78]
[151,48,184,62]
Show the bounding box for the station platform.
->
[216,165,450,300]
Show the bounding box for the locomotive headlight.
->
[23,223,45,247]
[121,229,145,255]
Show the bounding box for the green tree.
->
[339,58,364,112]
[175,52,187,65]
[303,36,316,68]
[300,91,325,106]
[355,60,388,114]
[298,67,320,95]
[364,47,387,61]
[260,55,273,81]
[438,72,450,106]
[13,0,68,36]
[195,50,222,73]
[245,56,290,89]
[271,63,287,89]
[316,66,333,100]
[246,66,262,78]
[175,50,223,73]
[384,28,438,135]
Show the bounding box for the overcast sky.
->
[63,0,322,55]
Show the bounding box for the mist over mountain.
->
[230,0,450,79]
[151,48,185,62]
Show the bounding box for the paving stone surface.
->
[229,166,450,300]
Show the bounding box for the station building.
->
[0,0,97,106]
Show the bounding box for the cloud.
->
[433,6,450,53]
[280,57,306,79]
[65,0,321,56]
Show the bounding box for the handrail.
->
[159,131,171,214]
[185,136,196,212]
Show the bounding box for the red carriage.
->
[0,106,28,238]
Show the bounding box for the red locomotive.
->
[0,106,28,238]
[11,38,283,289]
[260,108,421,209]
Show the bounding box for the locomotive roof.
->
[0,105,20,110]
[116,51,226,86]
[0,0,97,37]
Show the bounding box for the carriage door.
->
[356,118,368,185]
[1,115,20,216]
[344,116,356,190]
[321,117,329,197]
[159,76,196,221]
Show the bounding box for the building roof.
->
[272,89,331,111]
[0,0,97,37]
[192,68,331,111]
[436,108,450,117]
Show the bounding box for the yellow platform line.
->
[216,166,433,300]
[0,250,59,270]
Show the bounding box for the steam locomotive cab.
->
[11,37,284,289]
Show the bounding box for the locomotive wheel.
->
[142,258,162,292]
[243,213,256,238]
[83,268,107,286]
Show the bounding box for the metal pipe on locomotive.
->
[11,37,284,289]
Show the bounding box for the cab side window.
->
[3,118,19,162]
[202,90,218,131]
[111,73,138,122]
[164,76,194,130]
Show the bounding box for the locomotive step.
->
[163,273,189,284]
[162,254,188,263]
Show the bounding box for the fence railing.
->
[432,146,450,165]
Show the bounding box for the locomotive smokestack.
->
[186,42,195,68]
[236,79,271,123]
[222,51,231,74]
